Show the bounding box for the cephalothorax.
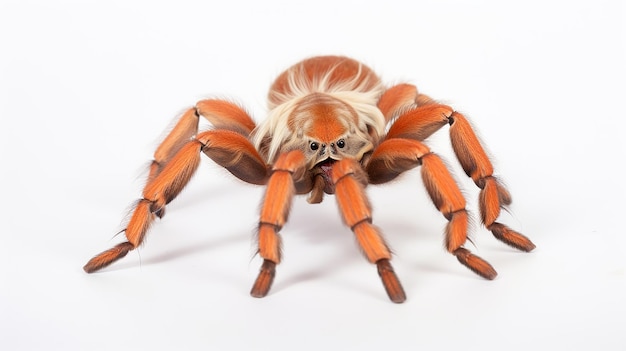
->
[84,56,535,303]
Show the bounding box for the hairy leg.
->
[448,112,535,251]
[376,86,535,252]
[83,140,203,272]
[377,83,436,123]
[366,138,497,280]
[250,150,306,298]
[149,99,257,182]
[84,129,268,273]
[332,158,406,303]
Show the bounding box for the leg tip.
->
[82,242,134,274]
[490,223,536,252]
[377,259,407,303]
[454,248,498,280]
[250,260,276,298]
[83,262,98,274]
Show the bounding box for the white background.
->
[1,0,625,350]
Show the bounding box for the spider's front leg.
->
[331,159,406,303]
[250,150,307,298]
[366,138,498,280]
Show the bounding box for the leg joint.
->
[447,114,455,125]
[417,151,437,166]
[259,221,282,232]
[270,168,295,176]
[476,175,495,189]
[444,208,467,221]
[350,218,373,231]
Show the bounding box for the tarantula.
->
[83,56,535,303]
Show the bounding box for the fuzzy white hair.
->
[253,61,387,163]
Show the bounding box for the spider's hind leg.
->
[377,83,535,252]
[83,139,204,272]
[84,100,267,273]
[366,138,497,280]
[448,112,535,252]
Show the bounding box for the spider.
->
[83,55,535,303]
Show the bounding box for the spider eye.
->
[336,139,345,148]
[310,142,319,151]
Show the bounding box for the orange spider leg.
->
[378,84,535,252]
[377,83,436,123]
[366,138,497,280]
[84,100,267,273]
[449,112,535,251]
[195,99,256,135]
[83,139,203,273]
[385,104,453,141]
[251,150,307,298]
[148,99,256,182]
[331,158,406,303]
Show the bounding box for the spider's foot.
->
[250,259,276,298]
[454,248,498,280]
[376,259,406,303]
[489,223,536,252]
[83,242,134,273]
